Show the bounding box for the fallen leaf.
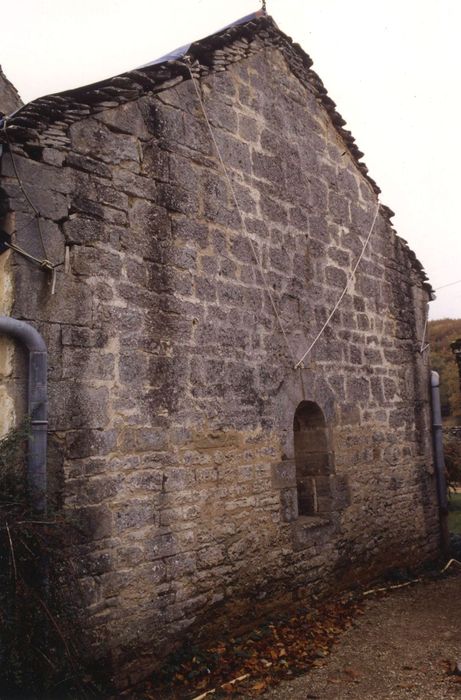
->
[344,666,362,681]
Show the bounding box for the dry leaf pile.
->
[134,594,365,699]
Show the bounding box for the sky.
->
[1,0,460,320]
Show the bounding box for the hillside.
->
[428,318,461,424]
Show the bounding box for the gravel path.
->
[258,571,461,700]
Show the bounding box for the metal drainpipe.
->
[0,316,47,514]
[430,370,449,554]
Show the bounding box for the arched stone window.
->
[293,401,333,517]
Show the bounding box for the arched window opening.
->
[293,401,332,517]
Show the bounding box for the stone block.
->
[115,546,145,568]
[140,141,169,181]
[325,265,348,288]
[346,377,370,403]
[69,118,140,165]
[329,191,351,224]
[203,199,241,229]
[114,501,155,533]
[15,265,94,323]
[71,194,127,225]
[63,216,110,246]
[163,467,195,493]
[260,195,287,225]
[238,113,259,142]
[125,470,163,493]
[166,553,197,578]
[330,475,351,510]
[68,474,121,506]
[271,460,296,489]
[117,427,168,453]
[214,129,252,173]
[252,151,284,184]
[73,172,129,212]
[61,348,115,380]
[292,517,331,551]
[383,377,398,400]
[204,98,238,134]
[61,325,108,348]
[65,152,112,178]
[32,187,69,220]
[1,152,73,194]
[66,429,117,459]
[195,467,218,483]
[280,487,298,522]
[13,216,65,264]
[96,101,151,140]
[309,177,328,214]
[181,113,213,157]
[339,403,361,426]
[73,549,112,577]
[128,198,170,239]
[48,382,109,430]
[149,533,177,560]
[157,182,198,216]
[364,347,383,365]
[197,545,226,569]
[113,168,158,201]
[70,505,113,540]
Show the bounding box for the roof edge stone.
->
[0,13,432,296]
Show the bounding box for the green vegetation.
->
[428,320,461,533]
[428,318,461,424]
[448,492,461,534]
[0,423,101,698]
[444,433,461,488]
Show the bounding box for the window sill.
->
[292,514,332,550]
[296,515,330,529]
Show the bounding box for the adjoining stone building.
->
[0,11,440,686]
[0,66,22,117]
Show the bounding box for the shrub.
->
[444,432,461,489]
[0,422,102,698]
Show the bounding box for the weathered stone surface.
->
[69,118,140,165]
[0,27,437,691]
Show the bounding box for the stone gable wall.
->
[0,44,439,685]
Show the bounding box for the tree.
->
[429,319,461,425]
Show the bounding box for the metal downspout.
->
[0,316,47,514]
[430,370,449,554]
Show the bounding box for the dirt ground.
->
[256,570,461,700]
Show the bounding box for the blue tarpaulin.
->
[137,10,262,68]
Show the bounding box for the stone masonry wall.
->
[0,39,439,686]
[0,247,15,438]
[0,68,21,438]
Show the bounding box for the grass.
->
[448,491,461,534]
